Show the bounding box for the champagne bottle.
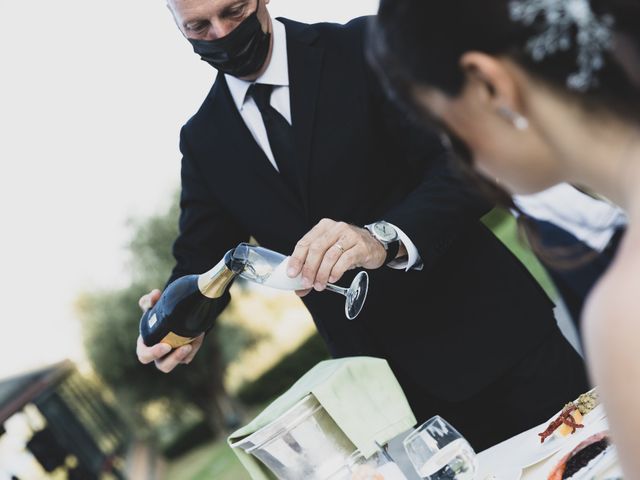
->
[139,246,250,348]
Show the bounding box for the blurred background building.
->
[0,360,138,479]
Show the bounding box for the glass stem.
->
[325,283,348,296]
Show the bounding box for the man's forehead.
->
[168,0,241,13]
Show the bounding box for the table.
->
[477,413,622,479]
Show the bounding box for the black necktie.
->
[248,83,299,197]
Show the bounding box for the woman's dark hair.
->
[368,0,640,267]
[370,0,640,122]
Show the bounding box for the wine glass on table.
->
[403,416,477,480]
[236,243,369,320]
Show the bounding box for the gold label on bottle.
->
[160,332,195,349]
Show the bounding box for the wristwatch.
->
[364,221,401,264]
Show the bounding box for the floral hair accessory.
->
[509,0,614,91]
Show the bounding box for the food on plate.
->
[547,431,611,480]
[556,409,583,438]
[538,404,584,443]
[538,388,599,443]
[575,389,599,415]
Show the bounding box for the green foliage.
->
[126,195,180,288]
[162,420,215,459]
[77,284,223,409]
[216,320,259,367]
[236,333,330,406]
[76,191,258,439]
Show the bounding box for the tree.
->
[76,193,257,440]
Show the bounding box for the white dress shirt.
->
[513,183,627,252]
[225,20,422,270]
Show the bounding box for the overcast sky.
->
[0,1,379,379]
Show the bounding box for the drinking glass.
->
[348,447,408,480]
[235,243,369,320]
[402,416,477,480]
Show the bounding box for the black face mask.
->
[188,0,271,78]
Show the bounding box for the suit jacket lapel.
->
[206,75,306,219]
[283,19,324,219]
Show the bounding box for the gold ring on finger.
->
[335,243,345,253]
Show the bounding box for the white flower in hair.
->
[509,0,614,91]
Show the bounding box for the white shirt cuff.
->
[386,223,423,271]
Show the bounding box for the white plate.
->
[532,418,613,479]
[477,394,607,477]
[481,467,522,480]
[518,403,607,468]
[478,403,607,474]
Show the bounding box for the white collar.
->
[225,19,289,111]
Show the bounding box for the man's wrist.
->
[383,239,401,264]
[364,221,401,265]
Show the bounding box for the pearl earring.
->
[498,106,529,131]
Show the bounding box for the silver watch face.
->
[373,222,397,242]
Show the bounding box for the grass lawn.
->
[166,437,251,480]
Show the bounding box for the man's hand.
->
[136,288,203,373]
[287,219,386,296]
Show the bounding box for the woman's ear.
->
[460,52,529,130]
[459,52,521,110]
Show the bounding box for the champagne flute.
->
[403,416,477,480]
[235,243,369,320]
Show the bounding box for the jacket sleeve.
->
[359,17,494,271]
[383,151,494,272]
[167,126,250,315]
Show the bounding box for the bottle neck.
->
[197,258,239,299]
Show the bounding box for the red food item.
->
[538,404,584,443]
[547,431,609,480]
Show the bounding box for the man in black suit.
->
[136,0,589,450]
